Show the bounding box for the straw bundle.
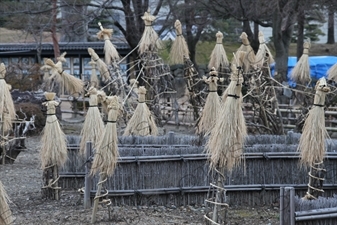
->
[138,10,163,54]
[255,31,274,69]
[196,68,222,135]
[0,63,15,133]
[298,77,330,167]
[327,62,337,82]
[79,87,104,155]
[206,65,247,171]
[45,58,84,95]
[89,60,99,88]
[169,20,189,65]
[41,63,52,82]
[87,48,111,83]
[123,86,158,136]
[0,181,12,225]
[97,22,120,65]
[208,31,229,71]
[290,41,311,84]
[236,32,256,72]
[91,95,120,176]
[40,92,67,169]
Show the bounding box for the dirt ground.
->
[0,122,279,225]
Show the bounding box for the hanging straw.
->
[138,9,163,54]
[123,86,158,136]
[236,32,256,73]
[206,64,247,171]
[290,41,311,84]
[0,180,13,225]
[97,22,120,65]
[298,77,330,167]
[45,58,84,95]
[0,63,15,133]
[87,48,111,83]
[79,86,104,156]
[89,59,99,88]
[255,31,274,69]
[169,19,189,65]
[40,92,67,169]
[208,31,229,71]
[196,68,222,135]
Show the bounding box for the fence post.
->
[84,141,92,209]
[289,187,295,225]
[280,187,284,225]
[168,131,175,145]
[282,187,295,225]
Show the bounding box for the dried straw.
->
[327,62,337,81]
[206,65,247,171]
[196,68,222,135]
[45,58,84,95]
[169,20,189,65]
[236,32,256,72]
[97,22,120,65]
[123,86,158,136]
[208,31,229,71]
[41,63,52,82]
[40,92,67,169]
[138,10,163,54]
[255,31,274,69]
[0,63,15,133]
[87,48,111,83]
[298,77,330,167]
[91,95,120,176]
[79,87,104,155]
[89,60,99,88]
[0,181,12,225]
[290,41,311,84]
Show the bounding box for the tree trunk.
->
[296,8,305,60]
[243,20,258,52]
[327,9,335,44]
[52,0,60,60]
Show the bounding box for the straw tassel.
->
[0,181,13,225]
[196,68,222,136]
[79,87,104,156]
[97,22,120,65]
[138,10,163,54]
[0,63,15,133]
[208,31,229,71]
[236,32,256,73]
[40,92,67,169]
[206,65,247,171]
[255,31,274,69]
[123,86,158,136]
[87,48,111,83]
[169,20,189,65]
[45,58,84,95]
[290,41,311,84]
[89,59,99,88]
[298,78,330,167]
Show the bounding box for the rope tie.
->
[106,120,116,123]
[88,105,98,107]
[227,94,239,99]
[313,104,324,107]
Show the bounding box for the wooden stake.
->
[84,141,93,209]
[53,165,59,200]
[91,172,107,224]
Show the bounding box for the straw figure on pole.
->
[0,180,13,225]
[0,63,15,134]
[204,64,247,224]
[79,86,104,156]
[123,86,158,136]
[89,59,99,88]
[255,31,274,69]
[40,92,67,200]
[297,77,330,199]
[196,68,223,136]
[169,19,189,65]
[290,41,311,84]
[235,32,256,73]
[91,95,120,223]
[88,48,111,83]
[45,57,84,95]
[40,63,52,91]
[208,31,229,72]
[97,22,120,65]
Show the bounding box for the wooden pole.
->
[212,174,223,223]
[280,187,285,225]
[1,121,5,165]
[84,141,92,209]
[53,165,59,200]
[91,172,107,224]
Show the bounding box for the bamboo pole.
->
[91,172,107,224]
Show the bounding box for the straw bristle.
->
[208,31,229,70]
[138,11,162,54]
[290,42,311,84]
[87,48,111,82]
[255,31,274,68]
[169,20,190,65]
[236,32,256,72]
[0,181,13,225]
[89,60,99,87]
[327,63,337,81]
[60,70,84,94]
[91,96,120,176]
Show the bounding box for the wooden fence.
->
[59,133,337,207]
[280,187,337,225]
